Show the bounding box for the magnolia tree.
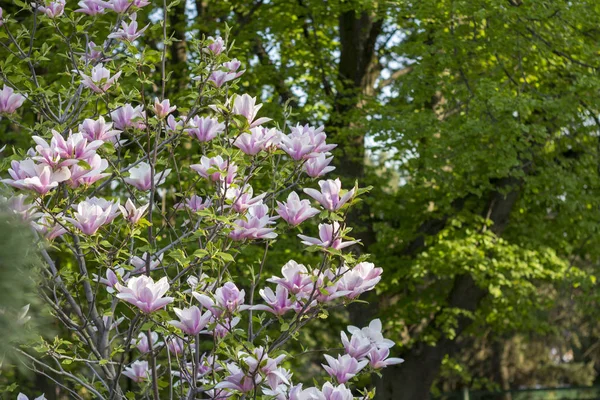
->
[0,1,402,399]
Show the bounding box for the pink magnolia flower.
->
[338,262,382,299]
[4,194,42,221]
[191,156,237,184]
[233,127,280,155]
[321,382,354,400]
[230,203,278,241]
[169,305,212,335]
[75,0,105,15]
[68,154,110,188]
[108,12,148,42]
[267,260,312,295]
[276,191,320,226]
[81,64,122,93]
[31,213,68,240]
[186,116,224,142]
[124,161,171,191]
[175,195,211,212]
[79,116,121,142]
[347,319,395,350]
[209,70,237,88]
[83,196,120,222]
[17,393,46,400]
[0,8,4,27]
[0,85,26,114]
[304,153,335,178]
[340,329,372,360]
[366,347,404,369]
[115,275,173,313]
[119,198,149,224]
[152,97,176,118]
[131,331,160,353]
[130,252,163,274]
[2,159,71,195]
[123,360,150,382]
[84,41,103,61]
[95,267,127,293]
[304,178,355,211]
[322,354,367,384]
[32,131,103,168]
[251,286,294,316]
[166,335,184,355]
[166,114,185,133]
[298,222,358,250]
[223,58,244,75]
[66,200,112,235]
[193,282,245,317]
[215,363,261,393]
[225,185,266,213]
[110,104,146,130]
[36,0,65,18]
[98,0,149,13]
[205,36,225,55]
[280,124,336,160]
[232,94,272,128]
[211,315,240,339]
[240,347,288,388]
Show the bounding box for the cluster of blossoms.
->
[0,3,402,399]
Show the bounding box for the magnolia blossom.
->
[119,198,149,224]
[17,394,46,400]
[108,12,148,42]
[36,0,65,18]
[110,104,146,130]
[321,382,354,400]
[338,262,382,298]
[367,347,404,369]
[340,330,372,360]
[225,185,265,213]
[32,213,68,240]
[98,0,150,13]
[68,154,110,188]
[205,36,225,55]
[186,116,224,142]
[32,131,103,168]
[233,127,280,155]
[193,282,245,317]
[0,7,3,27]
[304,153,335,178]
[268,260,312,294]
[276,191,320,226]
[298,222,358,250]
[223,58,242,72]
[191,156,237,184]
[0,85,26,114]
[124,161,171,191]
[322,354,367,384]
[152,97,176,118]
[166,114,185,133]
[251,286,294,316]
[230,203,278,240]
[240,347,288,388]
[166,335,185,355]
[2,159,71,194]
[347,319,394,350]
[175,195,211,212]
[304,178,355,211]
[131,331,160,353]
[66,200,113,235]
[81,64,121,93]
[130,252,163,274]
[115,276,173,313]
[215,363,261,393]
[280,124,336,160]
[232,94,271,128]
[123,360,150,382]
[209,70,237,88]
[75,0,105,15]
[169,306,212,335]
[95,267,127,293]
[79,117,120,142]
[4,194,41,221]
[84,41,103,61]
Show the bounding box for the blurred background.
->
[2,0,600,399]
